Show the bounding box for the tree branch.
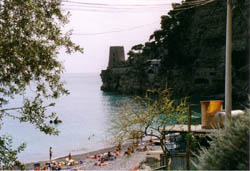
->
[0,103,55,112]
[0,107,23,112]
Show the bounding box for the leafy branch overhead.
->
[0,0,82,134]
[0,135,26,170]
[0,0,82,168]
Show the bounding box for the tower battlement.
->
[108,46,125,68]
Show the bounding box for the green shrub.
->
[193,111,249,170]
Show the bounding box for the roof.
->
[163,125,215,133]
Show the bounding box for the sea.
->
[0,73,130,163]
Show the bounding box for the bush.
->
[194,111,249,170]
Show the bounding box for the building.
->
[108,46,125,68]
[193,68,223,86]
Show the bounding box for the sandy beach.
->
[25,142,157,170]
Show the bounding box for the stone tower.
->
[108,46,125,68]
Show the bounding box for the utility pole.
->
[248,0,250,96]
[225,0,232,119]
[186,103,191,170]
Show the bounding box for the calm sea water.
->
[1,73,129,163]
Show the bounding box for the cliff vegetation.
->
[101,0,248,104]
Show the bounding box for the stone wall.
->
[108,46,125,68]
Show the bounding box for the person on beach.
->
[95,158,104,166]
[68,152,72,160]
[108,152,112,158]
[115,148,120,156]
[124,147,131,156]
[49,147,52,162]
[131,145,134,153]
[88,154,100,160]
[117,143,121,153]
[149,136,154,145]
[143,145,149,151]
[107,151,116,161]
[95,158,110,166]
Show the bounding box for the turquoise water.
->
[1,73,129,163]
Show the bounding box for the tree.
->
[0,136,26,170]
[194,111,249,170]
[123,0,248,101]
[107,89,188,163]
[0,0,82,168]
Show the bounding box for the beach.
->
[25,142,158,170]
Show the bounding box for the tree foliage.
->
[0,135,26,170]
[123,0,248,101]
[0,0,82,168]
[194,111,249,170]
[107,89,188,156]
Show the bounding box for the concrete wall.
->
[160,153,197,170]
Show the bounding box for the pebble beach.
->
[25,142,157,170]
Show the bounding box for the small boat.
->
[50,117,62,124]
[54,119,62,124]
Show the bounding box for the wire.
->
[63,0,220,36]
[62,0,214,8]
[61,0,174,13]
[62,0,174,7]
[61,5,172,13]
[61,4,173,10]
[61,0,218,13]
[62,8,170,13]
[71,20,161,36]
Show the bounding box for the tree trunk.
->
[160,137,171,168]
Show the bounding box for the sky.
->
[59,0,182,73]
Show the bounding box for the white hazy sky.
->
[59,0,182,73]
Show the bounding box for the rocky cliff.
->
[100,0,248,103]
[101,67,144,94]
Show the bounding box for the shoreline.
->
[24,143,132,170]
